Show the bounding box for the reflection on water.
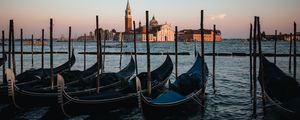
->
[0,40,299,119]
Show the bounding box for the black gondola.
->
[15,51,76,83]
[258,56,300,119]
[0,52,76,105]
[5,56,135,108]
[139,53,208,119]
[57,55,173,116]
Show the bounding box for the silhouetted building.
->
[178,29,222,42]
[77,31,95,41]
[264,32,300,41]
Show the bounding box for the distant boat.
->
[24,40,48,45]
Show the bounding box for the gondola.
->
[5,56,135,108]
[0,52,76,105]
[258,56,300,119]
[0,53,6,67]
[57,55,173,116]
[139,53,208,119]
[15,51,76,83]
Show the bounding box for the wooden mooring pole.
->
[274,30,277,64]
[146,11,152,96]
[119,32,123,70]
[11,20,16,75]
[84,33,86,70]
[8,21,11,69]
[50,18,54,89]
[20,29,23,73]
[2,30,6,83]
[31,34,34,67]
[252,16,258,117]
[96,15,100,93]
[249,24,253,98]
[175,26,178,79]
[200,10,206,95]
[133,21,138,74]
[103,30,107,72]
[42,29,44,69]
[68,26,71,71]
[293,22,297,80]
[257,17,266,113]
[289,33,292,73]
[213,24,216,94]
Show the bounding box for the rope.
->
[191,93,204,107]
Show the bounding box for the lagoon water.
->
[0,40,299,120]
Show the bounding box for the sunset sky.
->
[0,0,299,39]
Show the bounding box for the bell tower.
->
[125,0,132,33]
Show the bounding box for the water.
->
[0,40,299,120]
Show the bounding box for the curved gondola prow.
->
[259,56,299,115]
[5,68,21,109]
[57,74,70,117]
[117,56,136,87]
[151,54,173,81]
[53,51,76,74]
[81,62,99,79]
[117,56,136,77]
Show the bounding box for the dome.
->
[150,16,158,27]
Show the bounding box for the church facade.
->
[123,0,174,42]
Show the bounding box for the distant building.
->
[125,0,132,33]
[123,0,174,42]
[178,29,222,42]
[264,32,300,41]
[77,31,95,41]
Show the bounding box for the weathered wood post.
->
[68,26,72,71]
[103,30,107,72]
[11,20,16,75]
[2,31,6,83]
[274,30,277,64]
[257,17,266,113]
[213,24,216,94]
[293,22,297,80]
[133,21,138,74]
[200,10,206,94]
[31,34,34,67]
[289,33,292,73]
[249,24,253,97]
[84,33,86,70]
[146,11,152,96]
[96,15,100,93]
[119,32,124,70]
[175,26,178,79]
[42,29,44,69]
[20,29,23,73]
[8,20,11,69]
[50,18,54,89]
[252,16,258,118]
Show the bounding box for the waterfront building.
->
[264,32,300,41]
[178,29,222,42]
[77,31,95,41]
[123,0,174,42]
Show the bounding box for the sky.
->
[0,0,300,39]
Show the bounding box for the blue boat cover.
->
[151,90,186,104]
